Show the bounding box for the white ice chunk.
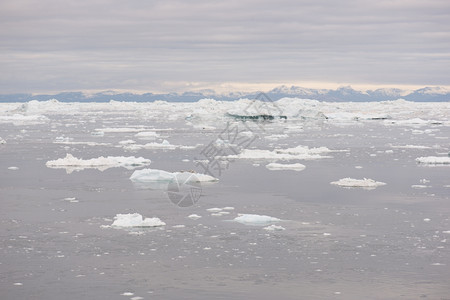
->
[8,166,19,170]
[206,208,223,212]
[96,127,146,133]
[134,131,160,140]
[265,162,306,171]
[226,145,334,161]
[233,214,281,226]
[123,140,177,151]
[46,154,151,173]
[111,213,165,227]
[416,156,450,165]
[130,168,218,182]
[263,224,286,231]
[331,178,386,189]
[0,137,6,144]
[188,214,202,220]
[118,139,136,145]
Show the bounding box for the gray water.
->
[1,111,450,299]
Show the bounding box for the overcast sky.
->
[1,0,449,94]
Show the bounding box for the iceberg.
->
[111,213,166,227]
[265,163,306,171]
[330,178,386,189]
[416,156,450,165]
[233,214,281,226]
[46,154,151,173]
[130,168,218,183]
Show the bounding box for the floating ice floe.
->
[110,213,166,227]
[188,214,202,220]
[123,140,178,151]
[8,166,19,170]
[330,178,386,189]
[130,168,218,183]
[390,144,433,149]
[264,134,289,141]
[233,214,281,226]
[0,114,49,125]
[263,224,286,231]
[386,118,442,126]
[134,131,160,140]
[46,154,151,173]
[118,139,136,145]
[416,156,450,165]
[0,137,6,144]
[265,162,306,171]
[95,127,146,133]
[224,145,334,161]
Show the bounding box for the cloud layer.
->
[1,0,449,93]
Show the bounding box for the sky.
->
[1,0,449,94]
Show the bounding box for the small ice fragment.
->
[416,156,450,165]
[0,137,6,144]
[265,163,306,171]
[188,214,202,220]
[206,208,222,212]
[131,297,144,300]
[355,166,363,169]
[130,168,218,182]
[172,225,185,228]
[323,233,331,236]
[233,214,281,226]
[263,225,286,231]
[8,166,19,170]
[13,283,23,286]
[222,207,235,210]
[330,178,386,189]
[111,213,165,227]
[121,292,134,296]
[423,218,431,222]
[118,139,136,145]
[411,185,428,189]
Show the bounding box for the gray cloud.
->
[1,0,449,93]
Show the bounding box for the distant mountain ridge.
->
[0,86,449,102]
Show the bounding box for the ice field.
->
[1,97,450,299]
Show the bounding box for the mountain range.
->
[0,86,449,102]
